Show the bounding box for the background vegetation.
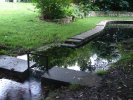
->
[33,0,133,20]
[0,3,133,55]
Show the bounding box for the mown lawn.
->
[0,3,133,52]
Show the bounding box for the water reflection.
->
[30,24,133,72]
[30,41,118,72]
[0,77,42,100]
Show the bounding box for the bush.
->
[33,0,100,20]
[94,0,129,11]
[33,0,72,19]
[79,3,99,17]
[63,4,83,18]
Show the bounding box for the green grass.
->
[0,3,133,52]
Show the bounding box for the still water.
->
[0,77,42,100]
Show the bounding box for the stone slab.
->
[41,67,101,87]
[61,43,77,48]
[61,22,106,48]
[65,39,82,44]
[71,26,104,39]
[0,55,35,73]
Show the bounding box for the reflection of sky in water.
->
[60,53,121,72]
[0,78,42,100]
[17,51,121,72]
[17,55,27,60]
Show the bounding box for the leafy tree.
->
[94,0,129,11]
[33,0,72,19]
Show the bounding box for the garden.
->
[0,0,133,99]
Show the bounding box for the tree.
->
[94,0,129,11]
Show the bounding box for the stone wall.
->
[87,11,133,17]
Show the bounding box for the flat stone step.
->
[65,39,82,44]
[62,23,105,48]
[41,67,101,87]
[0,55,35,73]
[61,43,77,48]
[69,37,84,40]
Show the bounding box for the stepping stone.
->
[65,39,82,44]
[70,37,84,40]
[61,22,106,48]
[41,67,102,87]
[61,43,77,48]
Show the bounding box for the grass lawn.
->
[0,3,133,53]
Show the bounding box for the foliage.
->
[0,50,6,55]
[33,0,100,19]
[97,70,108,76]
[60,4,78,18]
[69,84,82,91]
[33,0,72,19]
[94,0,129,11]
[127,0,133,11]
[73,0,90,4]
[33,0,133,20]
[79,3,99,17]
[73,0,100,17]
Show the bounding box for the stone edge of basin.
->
[61,20,133,48]
[0,55,31,82]
[41,67,102,87]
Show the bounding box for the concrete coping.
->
[97,20,133,26]
[62,20,133,48]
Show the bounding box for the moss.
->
[45,92,58,100]
[69,84,82,91]
[0,50,7,55]
[97,70,108,76]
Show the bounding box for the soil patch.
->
[44,63,133,100]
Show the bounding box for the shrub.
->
[33,0,100,20]
[63,4,83,18]
[79,3,99,17]
[97,70,108,76]
[72,0,100,17]
[94,0,129,11]
[33,0,72,19]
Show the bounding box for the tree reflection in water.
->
[31,24,133,72]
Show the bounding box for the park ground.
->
[0,3,133,100]
[0,3,133,55]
